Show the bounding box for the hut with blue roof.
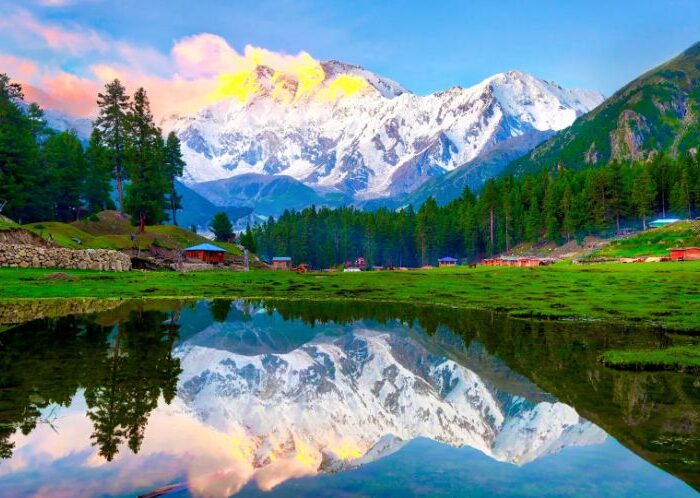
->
[438,256,458,267]
[271,256,292,270]
[184,243,227,263]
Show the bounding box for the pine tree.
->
[482,180,498,252]
[670,166,692,218]
[43,131,86,221]
[560,184,575,241]
[84,129,115,214]
[163,132,185,225]
[124,88,169,231]
[415,197,438,265]
[632,164,656,229]
[525,199,541,243]
[240,224,257,253]
[607,160,628,232]
[211,212,233,241]
[0,74,44,223]
[95,79,130,212]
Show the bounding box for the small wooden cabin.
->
[272,257,292,270]
[184,243,227,263]
[438,257,458,267]
[670,247,700,261]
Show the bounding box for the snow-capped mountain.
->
[173,320,606,489]
[17,100,93,142]
[43,109,93,141]
[164,61,603,213]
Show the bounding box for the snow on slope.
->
[173,325,606,487]
[165,65,604,202]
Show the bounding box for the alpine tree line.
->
[0,73,185,229]
[252,153,700,268]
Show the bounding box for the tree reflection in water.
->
[0,308,181,462]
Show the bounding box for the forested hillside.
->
[509,42,700,174]
[253,154,700,267]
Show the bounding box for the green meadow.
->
[1,262,699,331]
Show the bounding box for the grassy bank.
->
[601,345,700,372]
[1,262,699,330]
[590,220,700,259]
[15,211,242,255]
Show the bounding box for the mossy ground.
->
[601,344,700,371]
[1,261,699,331]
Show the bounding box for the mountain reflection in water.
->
[0,299,697,498]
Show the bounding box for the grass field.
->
[1,262,699,331]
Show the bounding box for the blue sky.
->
[1,0,699,115]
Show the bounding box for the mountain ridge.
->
[164,63,603,216]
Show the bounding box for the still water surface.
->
[0,299,698,497]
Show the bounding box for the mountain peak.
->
[205,57,407,106]
[321,60,409,98]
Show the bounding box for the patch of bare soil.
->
[0,228,53,247]
[507,236,612,260]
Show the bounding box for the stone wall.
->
[0,243,131,271]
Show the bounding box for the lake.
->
[0,299,698,497]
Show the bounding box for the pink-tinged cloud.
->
[41,72,101,116]
[90,63,220,119]
[173,33,242,78]
[1,16,329,120]
[1,9,107,54]
[0,54,39,81]
[37,0,78,6]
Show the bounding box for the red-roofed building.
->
[669,247,700,261]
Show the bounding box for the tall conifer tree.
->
[163,132,185,226]
[95,79,130,212]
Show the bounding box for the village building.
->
[669,247,700,261]
[438,256,458,267]
[272,256,292,270]
[183,243,227,264]
[482,256,555,267]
